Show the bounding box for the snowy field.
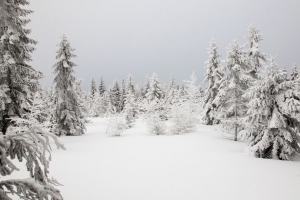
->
[8,118,300,200]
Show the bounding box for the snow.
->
[7,118,300,200]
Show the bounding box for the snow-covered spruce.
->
[213,40,251,140]
[51,35,86,136]
[146,110,166,135]
[0,126,65,200]
[98,76,106,95]
[245,24,266,78]
[0,0,41,135]
[90,77,97,98]
[203,39,224,125]
[108,80,122,114]
[241,57,300,160]
[123,75,138,128]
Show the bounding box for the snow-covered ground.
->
[8,118,300,199]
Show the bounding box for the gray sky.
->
[27,0,300,91]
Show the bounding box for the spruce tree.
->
[0,0,41,135]
[291,64,299,80]
[203,39,224,125]
[246,25,266,77]
[52,35,85,136]
[0,1,65,199]
[108,80,121,114]
[242,57,300,160]
[146,73,163,102]
[213,41,251,140]
[90,77,96,97]
[123,75,138,127]
[99,76,106,95]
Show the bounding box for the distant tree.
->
[51,35,86,136]
[90,77,96,97]
[245,25,266,77]
[242,57,300,160]
[123,75,138,128]
[146,73,163,102]
[203,39,224,125]
[291,64,300,80]
[98,76,106,95]
[108,81,121,113]
[119,79,126,112]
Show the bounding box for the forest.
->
[0,1,300,200]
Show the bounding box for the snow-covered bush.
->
[146,113,166,135]
[169,101,196,134]
[106,114,127,136]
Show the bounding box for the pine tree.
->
[98,76,106,95]
[90,77,96,97]
[291,64,300,80]
[108,80,121,114]
[0,0,42,135]
[242,57,300,160]
[246,25,266,77]
[123,75,138,128]
[119,79,126,112]
[184,71,202,117]
[203,39,224,125]
[0,1,65,199]
[146,73,163,103]
[213,41,251,141]
[52,35,85,136]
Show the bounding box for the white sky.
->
[27,0,300,90]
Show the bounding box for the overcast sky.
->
[27,0,300,91]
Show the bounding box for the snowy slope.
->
[7,118,300,200]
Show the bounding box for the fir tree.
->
[52,35,85,136]
[98,76,106,95]
[146,73,163,103]
[123,75,138,128]
[90,77,96,97]
[213,40,251,141]
[108,81,121,113]
[245,25,266,77]
[0,0,41,135]
[203,39,224,125]
[0,1,65,199]
[242,57,300,160]
[291,64,300,80]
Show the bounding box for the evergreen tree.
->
[90,77,96,97]
[184,71,202,116]
[146,73,163,102]
[119,79,126,112]
[0,0,41,135]
[242,57,300,160]
[98,76,106,95]
[203,39,224,125]
[213,41,251,141]
[123,75,138,128]
[246,25,266,77]
[108,81,121,113]
[52,35,85,136]
[291,64,300,80]
[0,1,64,199]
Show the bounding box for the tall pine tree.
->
[0,0,41,134]
[52,35,85,136]
[203,39,224,125]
